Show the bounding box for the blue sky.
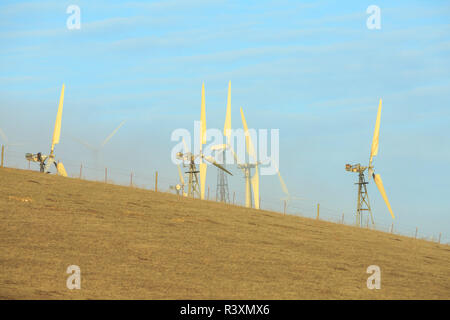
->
[1,0,449,239]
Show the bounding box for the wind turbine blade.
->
[277,170,289,197]
[373,173,395,219]
[177,164,185,185]
[273,162,289,196]
[199,82,207,200]
[252,164,260,209]
[240,107,256,161]
[71,135,97,151]
[0,127,8,144]
[228,145,242,164]
[57,162,68,177]
[182,137,190,153]
[240,107,259,208]
[200,82,207,147]
[204,156,233,175]
[370,98,382,163]
[51,84,65,152]
[211,144,228,152]
[101,120,126,147]
[224,81,231,143]
[200,163,207,200]
[228,147,246,175]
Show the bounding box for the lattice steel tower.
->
[346,163,374,227]
[215,147,230,203]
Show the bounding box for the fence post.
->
[79,164,83,179]
[1,145,4,168]
[233,192,235,205]
[155,171,158,192]
[438,233,441,244]
[130,172,133,187]
[105,168,108,183]
[207,186,210,200]
[390,223,394,234]
[284,200,286,215]
[342,213,344,224]
[415,227,418,239]
[316,203,320,220]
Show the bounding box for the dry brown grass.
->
[0,167,449,300]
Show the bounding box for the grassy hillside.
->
[0,167,448,299]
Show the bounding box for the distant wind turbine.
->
[72,121,126,168]
[0,127,22,150]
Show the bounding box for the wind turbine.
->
[25,84,67,177]
[72,120,126,167]
[0,128,22,150]
[233,107,260,209]
[345,98,395,227]
[214,81,232,203]
[176,83,232,199]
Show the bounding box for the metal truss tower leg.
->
[216,151,230,203]
[356,171,374,227]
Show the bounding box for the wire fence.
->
[2,148,448,245]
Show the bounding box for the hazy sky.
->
[1,0,449,240]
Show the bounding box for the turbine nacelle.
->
[368,166,374,179]
[345,163,367,173]
[176,151,195,163]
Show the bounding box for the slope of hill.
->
[0,167,448,299]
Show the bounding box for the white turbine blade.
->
[70,135,98,151]
[370,98,382,163]
[228,147,246,175]
[177,164,185,185]
[182,137,190,153]
[241,107,258,208]
[273,162,289,197]
[211,144,228,152]
[57,162,68,177]
[224,81,232,144]
[200,82,206,147]
[373,173,395,219]
[240,107,257,161]
[228,146,242,164]
[198,82,208,200]
[101,120,126,147]
[204,156,233,175]
[51,84,65,152]
[277,170,290,197]
[200,163,207,199]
